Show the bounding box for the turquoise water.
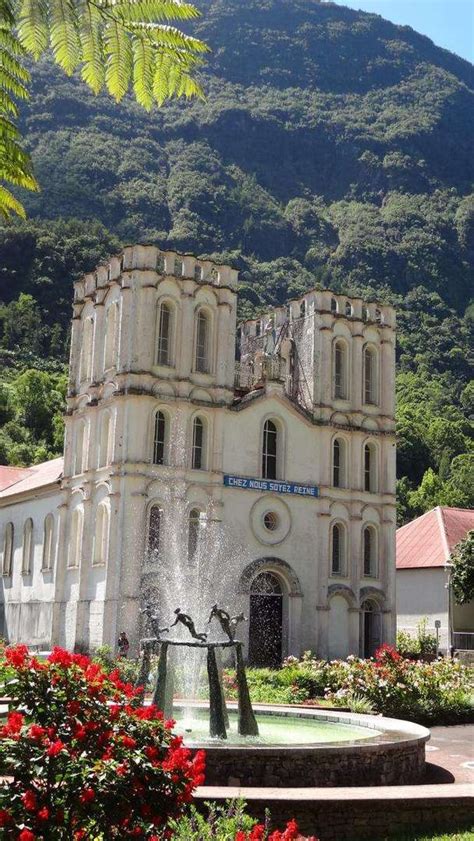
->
[174,710,381,746]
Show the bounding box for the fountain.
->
[135,484,429,788]
[137,603,258,739]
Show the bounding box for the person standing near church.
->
[118,631,130,658]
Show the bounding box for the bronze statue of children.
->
[170,608,207,642]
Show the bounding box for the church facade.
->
[0,246,396,663]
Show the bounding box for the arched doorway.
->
[361,599,382,658]
[248,572,283,667]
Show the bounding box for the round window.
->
[263,512,279,531]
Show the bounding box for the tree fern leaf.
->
[49,0,81,74]
[132,35,153,109]
[103,1,201,23]
[104,18,133,101]
[0,184,27,218]
[17,0,49,59]
[79,1,105,94]
[152,49,172,104]
[127,21,208,53]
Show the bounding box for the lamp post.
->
[444,562,454,657]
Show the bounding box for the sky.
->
[333,0,474,63]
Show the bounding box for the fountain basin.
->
[174,704,430,787]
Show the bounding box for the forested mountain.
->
[0,0,472,520]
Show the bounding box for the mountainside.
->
[0,0,472,520]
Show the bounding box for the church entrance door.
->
[362,599,381,658]
[248,571,283,667]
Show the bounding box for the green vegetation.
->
[0,0,472,521]
[0,0,207,218]
[451,530,474,605]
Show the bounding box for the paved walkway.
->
[425,723,474,785]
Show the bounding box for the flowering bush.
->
[0,645,205,839]
[169,801,317,840]
[224,649,473,724]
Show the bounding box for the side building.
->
[0,246,396,663]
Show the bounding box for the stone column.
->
[92,301,105,384]
[216,301,233,389]
[177,295,195,379]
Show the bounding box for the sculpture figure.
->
[169,608,207,642]
[207,604,234,640]
[141,603,169,638]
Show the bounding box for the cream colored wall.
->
[0,489,62,646]
[396,567,449,650]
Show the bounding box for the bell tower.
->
[53,246,238,651]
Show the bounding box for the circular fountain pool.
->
[174,704,430,787]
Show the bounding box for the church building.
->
[0,246,396,664]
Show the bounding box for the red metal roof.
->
[396,507,474,569]
[0,465,32,492]
[0,458,63,500]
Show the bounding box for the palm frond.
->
[0,183,27,217]
[102,1,201,23]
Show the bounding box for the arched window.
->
[156,302,173,366]
[333,438,346,488]
[364,347,377,404]
[345,301,352,317]
[22,518,33,575]
[104,302,118,370]
[364,443,376,493]
[99,413,111,468]
[330,297,338,313]
[334,340,347,400]
[300,300,306,318]
[188,508,202,561]
[93,503,109,566]
[174,258,183,277]
[262,419,278,480]
[68,508,83,568]
[80,317,94,382]
[2,522,14,576]
[157,254,165,273]
[362,306,370,322]
[255,321,261,337]
[194,265,203,281]
[192,416,205,470]
[331,523,345,575]
[148,505,162,557]
[363,526,377,577]
[195,309,210,373]
[153,411,166,465]
[42,514,54,571]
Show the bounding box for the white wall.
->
[396,567,448,650]
[0,490,62,646]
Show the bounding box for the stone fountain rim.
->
[171,701,431,753]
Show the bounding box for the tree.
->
[0,0,208,219]
[451,530,474,605]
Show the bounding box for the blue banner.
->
[223,475,318,498]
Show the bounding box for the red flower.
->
[5,643,29,668]
[0,809,11,826]
[22,790,37,811]
[79,787,95,804]
[145,745,159,761]
[67,701,81,715]
[48,647,73,667]
[74,832,86,840]
[19,830,36,841]
[120,734,137,749]
[250,825,265,840]
[235,833,247,841]
[47,739,65,756]
[4,710,24,735]
[28,724,47,742]
[37,807,50,821]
